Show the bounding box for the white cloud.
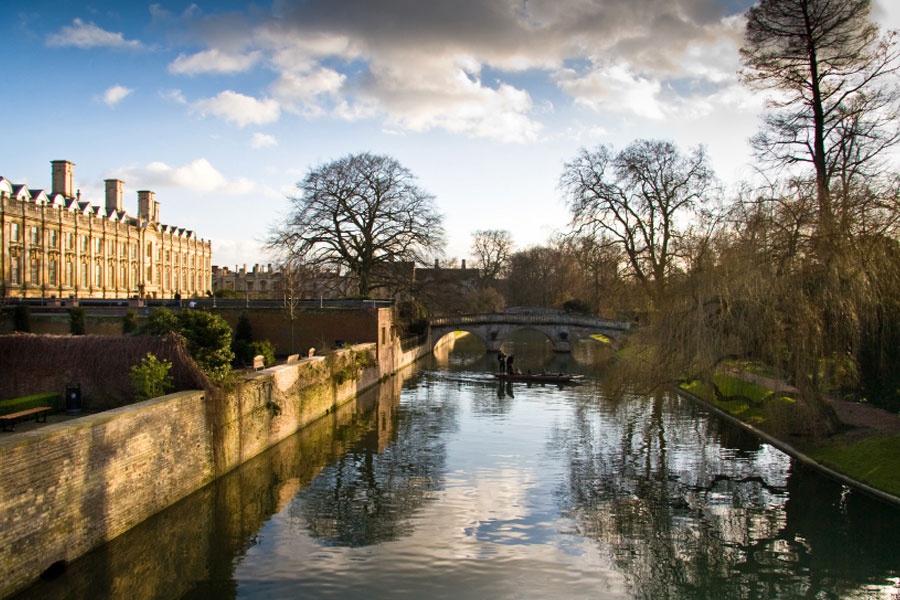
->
[191,90,280,127]
[160,88,187,104]
[100,84,134,107]
[351,54,543,142]
[556,64,667,120]
[270,68,345,115]
[108,158,254,195]
[250,132,277,149]
[162,0,754,140]
[46,18,142,49]
[168,49,262,75]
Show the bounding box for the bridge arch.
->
[497,326,556,352]
[432,328,489,354]
[429,312,631,354]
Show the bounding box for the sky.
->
[3,0,900,269]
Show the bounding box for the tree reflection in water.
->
[556,389,900,599]
[291,377,454,547]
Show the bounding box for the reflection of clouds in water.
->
[238,465,628,598]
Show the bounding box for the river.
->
[15,337,900,599]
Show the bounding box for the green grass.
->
[805,434,900,498]
[0,392,62,414]
[680,373,794,428]
[682,369,900,500]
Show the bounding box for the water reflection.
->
[15,350,900,600]
[556,391,900,599]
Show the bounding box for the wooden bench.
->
[1,406,53,432]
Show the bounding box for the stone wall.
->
[0,390,213,598]
[5,374,407,599]
[0,331,432,598]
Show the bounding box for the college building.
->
[0,160,212,300]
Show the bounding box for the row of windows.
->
[9,224,206,266]
[9,257,209,291]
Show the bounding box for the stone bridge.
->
[429,312,632,353]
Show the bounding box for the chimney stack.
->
[104,179,124,213]
[138,190,157,222]
[51,160,74,197]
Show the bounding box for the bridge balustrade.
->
[430,312,631,331]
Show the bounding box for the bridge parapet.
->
[430,312,631,331]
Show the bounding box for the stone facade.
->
[0,160,212,299]
[212,263,281,297]
[211,263,355,299]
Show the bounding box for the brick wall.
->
[211,307,379,356]
[0,331,432,598]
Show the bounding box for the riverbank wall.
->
[676,388,900,508]
[0,310,430,598]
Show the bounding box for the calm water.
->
[18,340,900,599]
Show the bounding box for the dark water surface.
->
[17,341,900,599]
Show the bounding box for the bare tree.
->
[471,229,513,285]
[740,0,900,235]
[561,140,716,304]
[269,153,445,297]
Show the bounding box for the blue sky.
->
[3,0,899,268]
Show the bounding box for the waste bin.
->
[65,383,82,415]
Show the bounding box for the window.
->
[120,242,126,257]
[146,242,152,257]
[146,266,152,282]
[49,258,58,286]
[108,240,114,254]
[95,262,103,287]
[66,261,74,287]
[81,262,89,288]
[10,223,20,243]
[80,235,88,252]
[49,230,58,248]
[66,232,74,250]
[30,258,40,284]
[132,266,138,288]
[30,226,40,245]
[10,257,21,284]
[109,264,115,288]
[120,264,127,288]
[132,243,138,259]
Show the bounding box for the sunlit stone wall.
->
[0,335,431,598]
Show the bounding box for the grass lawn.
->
[680,372,794,427]
[681,370,900,500]
[805,434,900,498]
